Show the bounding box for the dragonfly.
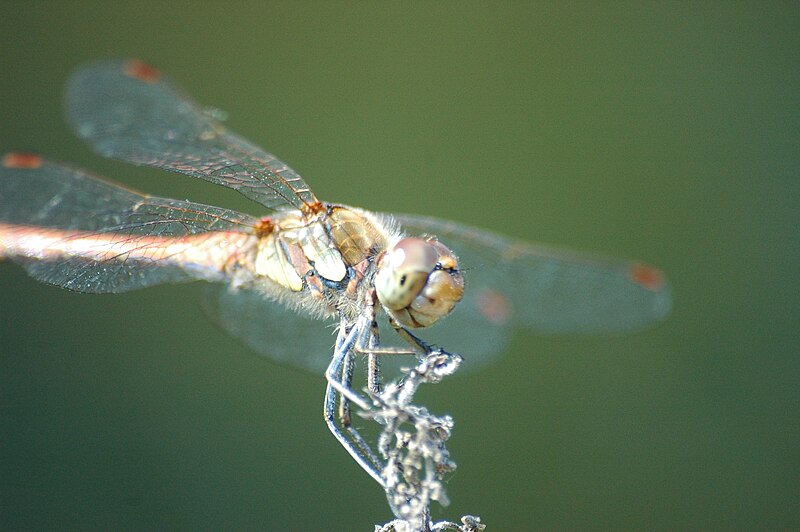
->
[0,59,671,486]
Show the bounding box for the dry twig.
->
[363,351,485,532]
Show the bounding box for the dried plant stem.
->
[362,351,486,532]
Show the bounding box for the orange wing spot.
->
[475,287,512,326]
[629,263,665,292]
[2,152,43,169]
[301,200,326,216]
[254,216,276,238]
[124,59,160,83]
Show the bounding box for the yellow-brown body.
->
[232,204,399,322]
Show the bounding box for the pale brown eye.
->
[408,267,464,327]
[375,238,436,311]
[375,237,464,328]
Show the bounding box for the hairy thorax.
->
[228,204,398,322]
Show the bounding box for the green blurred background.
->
[1,2,797,529]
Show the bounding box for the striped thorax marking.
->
[253,206,389,295]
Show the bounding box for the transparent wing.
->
[0,154,258,292]
[395,214,672,369]
[203,284,451,376]
[66,59,320,213]
[203,283,339,373]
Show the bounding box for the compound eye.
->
[407,267,464,327]
[375,238,437,311]
[376,237,464,328]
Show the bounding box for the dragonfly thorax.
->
[248,205,395,320]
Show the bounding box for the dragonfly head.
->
[375,237,464,328]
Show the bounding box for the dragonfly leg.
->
[324,378,384,486]
[324,318,371,411]
[338,347,355,426]
[324,317,384,486]
[367,316,381,394]
[352,319,422,357]
[353,289,421,394]
[352,299,433,358]
[390,318,436,355]
[334,332,383,473]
